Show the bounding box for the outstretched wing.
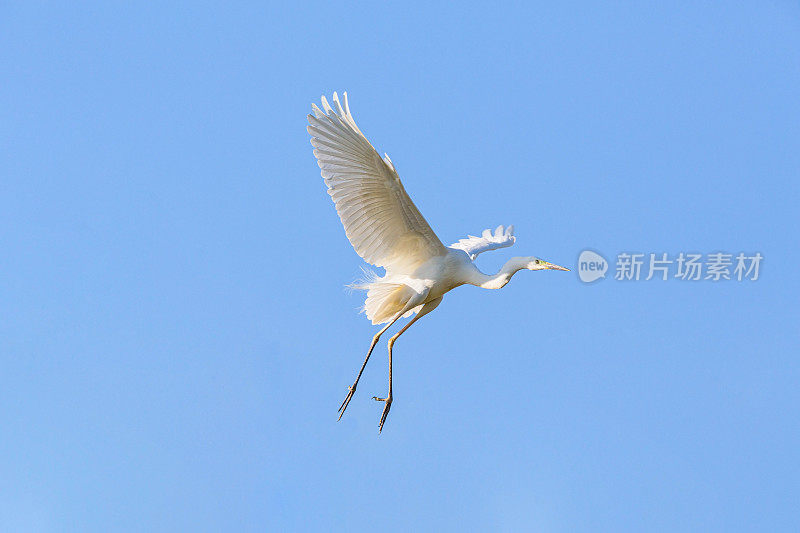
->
[449,225,516,260]
[308,92,447,272]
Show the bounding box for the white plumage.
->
[308,93,446,274]
[450,224,517,260]
[308,92,568,432]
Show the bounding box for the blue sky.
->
[1,2,799,531]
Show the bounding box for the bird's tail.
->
[348,269,420,325]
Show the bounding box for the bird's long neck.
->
[467,257,529,290]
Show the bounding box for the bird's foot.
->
[338,385,357,421]
[372,394,393,433]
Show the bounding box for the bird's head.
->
[524,257,570,271]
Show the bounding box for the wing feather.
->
[449,225,516,260]
[308,92,446,271]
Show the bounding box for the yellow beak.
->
[545,261,570,271]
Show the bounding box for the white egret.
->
[308,92,569,432]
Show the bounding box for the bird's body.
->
[308,92,568,431]
[356,248,466,324]
[357,247,547,324]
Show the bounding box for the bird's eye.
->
[535,260,540,264]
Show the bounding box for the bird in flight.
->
[307,92,568,432]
